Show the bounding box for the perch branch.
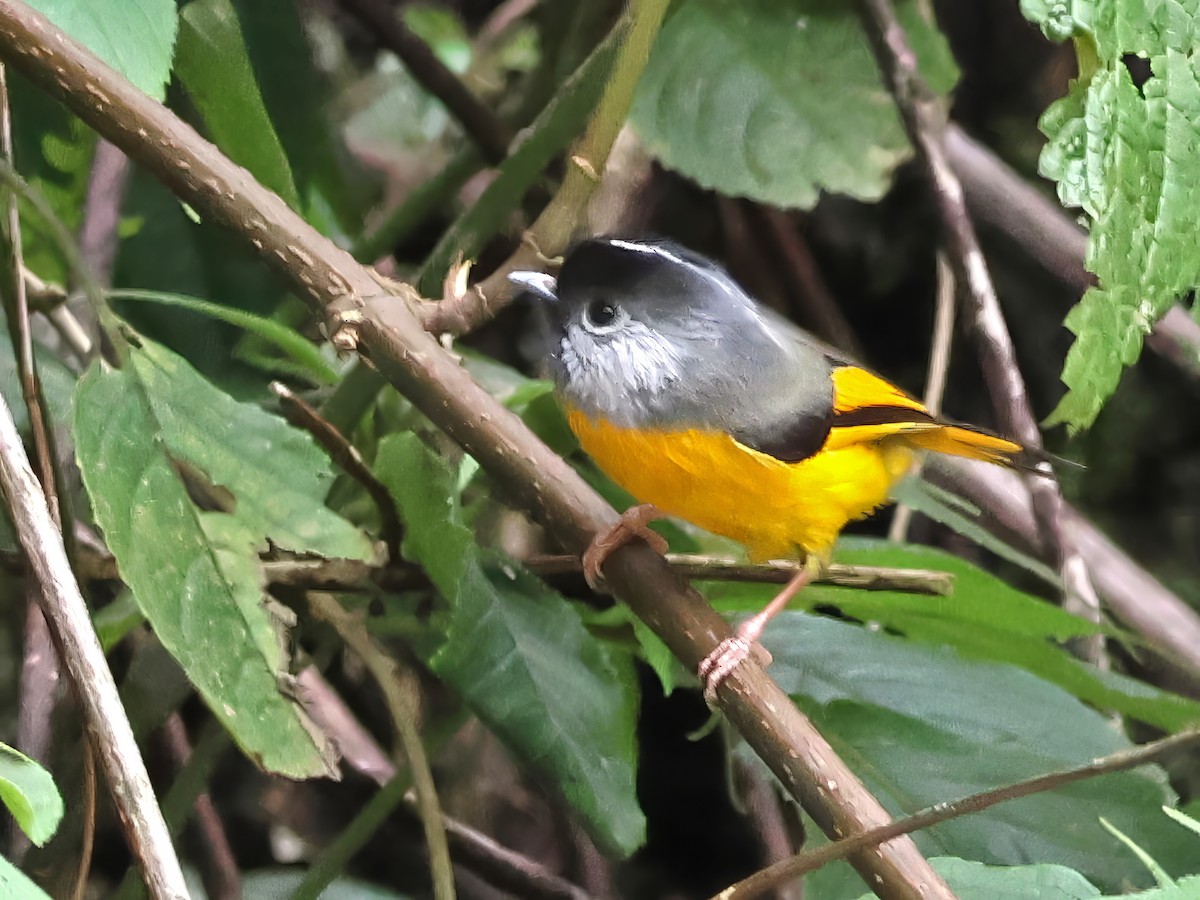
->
[0,4,953,896]
[859,0,1105,667]
[718,726,1200,899]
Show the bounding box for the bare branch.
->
[718,727,1200,900]
[859,0,1106,667]
[427,0,672,334]
[0,378,186,896]
[339,0,511,162]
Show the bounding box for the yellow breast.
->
[565,407,912,562]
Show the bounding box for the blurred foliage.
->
[0,0,1195,897]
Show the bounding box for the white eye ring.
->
[582,299,628,335]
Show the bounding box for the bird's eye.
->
[585,299,619,329]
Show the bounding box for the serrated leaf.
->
[73,335,372,777]
[631,0,957,209]
[1029,2,1200,429]
[853,857,1101,900]
[761,612,1195,892]
[175,0,301,210]
[27,0,177,100]
[0,854,53,900]
[0,744,63,846]
[376,433,645,856]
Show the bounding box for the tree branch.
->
[425,0,671,334]
[0,374,186,896]
[859,0,1105,667]
[339,0,511,162]
[718,726,1200,899]
[0,3,953,895]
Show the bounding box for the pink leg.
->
[698,560,818,707]
[582,504,669,591]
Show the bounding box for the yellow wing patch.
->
[831,365,927,415]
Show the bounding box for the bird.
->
[509,237,1022,704]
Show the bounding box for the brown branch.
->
[271,381,403,560]
[757,207,862,357]
[262,554,954,597]
[308,592,455,900]
[296,667,594,900]
[859,0,1105,668]
[0,379,187,896]
[424,0,671,335]
[161,715,241,900]
[339,0,510,163]
[718,726,1200,900]
[890,252,956,543]
[0,4,953,896]
[927,457,1200,678]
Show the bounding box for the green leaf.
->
[73,335,372,777]
[706,538,1200,732]
[175,0,301,210]
[1028,2,1200,429]
[26,0,177,100]
[762,612,1194,892]
[1099,816,1175,888]
[0,854,53,900]
[853,857,1101,900]
[231,0,371,230]
[376,433,645,856]
[107,289,339,386]
[631,0,957,208]
[0,744,63,846]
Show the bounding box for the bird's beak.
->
[508,270,558,303]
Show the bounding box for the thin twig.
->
[0,6,954,895]
[426,0,671,334]
[308,592,455,900]
[717,726,1200,900]
[0,380,187,896]
[297,667,593,900]
[889,251,955,543]
[526,554,955,596]
[859,0,1106,668]
[162,715,241,900]
[271,381,403,560]
[758,207,862,357]
[262,554,954,596]
[339,0,510,162]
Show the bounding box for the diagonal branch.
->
[0,3,955,896]
[859,0,1105,666]
[719,726,1200,899]
[339,0,511,162]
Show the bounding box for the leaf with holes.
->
[74,335,372,777]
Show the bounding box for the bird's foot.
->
[699,629,774,708]
[582,504,668,591]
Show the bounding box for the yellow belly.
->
[566,407,912,562]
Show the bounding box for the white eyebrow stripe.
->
[604,238,688,267]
